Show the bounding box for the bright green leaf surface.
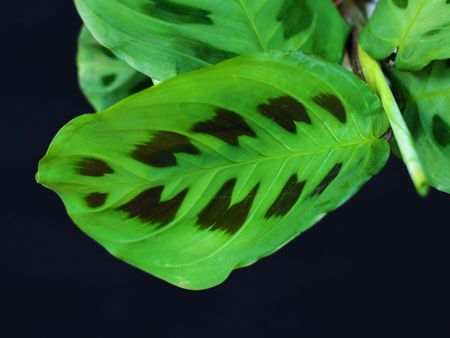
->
[38,51,389,289]
[390,60,450,193]
[77,26,153,111]
[74,0,349,81]
[360,0,450,70]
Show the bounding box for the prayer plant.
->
[37,0,449,290]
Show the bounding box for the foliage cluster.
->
[37,0,449,289]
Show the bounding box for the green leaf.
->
[37,51,389,290]
[359,0,450,70]
[74,0,350,81]
[77,26,153,111]
[390,60,450,193]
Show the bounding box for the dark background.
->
[3,2,449,337]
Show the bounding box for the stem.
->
[357,44,429,196]
[338,1,367,79]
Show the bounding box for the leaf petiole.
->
[357,44,429,196]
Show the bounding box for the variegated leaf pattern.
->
[390,60,450,193]
[74,0,350,81]
[37,51,389,289]
[77,26,153,111]
[360,0,450,70]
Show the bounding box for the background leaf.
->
[77,26,153,111]
[390,60,450,193]
[359,0,450,70]
[74,0,350,81]
[38,51,389,290]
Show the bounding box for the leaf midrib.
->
[117,141,378,271]
[114,138,380,185]
[397,0,427,51]
[234,0,266,50]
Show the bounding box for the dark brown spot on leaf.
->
[432,115,450,147]
[76,158,114,177]
[143,0,212,25]
[197,179,235,227]
[132,131,199,167]
[313,94,347,123]
[85,193,108,208]
[140,2,237,69]
[265,174,306,218]
[197,179,260,235]
[191,109,256,146]
[118,186,188,227]
[258,96,311,133]
[310,163,343,197]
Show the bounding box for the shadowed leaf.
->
[74,0,349,81]
[390,60,450,193]
[360,0,450,70]
[77,26,153,111]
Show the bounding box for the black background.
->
[3,2,449,337]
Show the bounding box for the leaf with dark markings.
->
[312,94,347,124]
[310,163,344,197]
[191,109,257,146]
[118,186,189,227]
[77,26,153,111]
[258,96,311,134]
[76,158,114,177]
[265,175,306,219]
[390,60,450,193]
[132,131,200,167]
[74,0,349,81]
[360,0,450,70]
[37,52,389,290]
[85,193,108,208]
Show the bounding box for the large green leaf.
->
[77,26,153,111]
[360,0,450,70]
[390,60,450,193]
[74,0,349,81]
[37,51,389,289]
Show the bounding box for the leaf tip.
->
[413,171,429,197]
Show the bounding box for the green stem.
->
[357,44,429,196]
